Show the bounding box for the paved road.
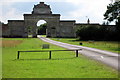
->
[38,36,119,71]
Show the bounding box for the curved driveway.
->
[38,36,119,71]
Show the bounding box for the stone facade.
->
[32,2,52,14]
[2,23,9,37]
[1,2,115,38]
[59,20,76,37]
[2,2,77,38]
[0,22,2,37]
[8,20,24,37]
[24,14,60,38]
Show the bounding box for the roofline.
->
[75,23,100,25]
[8,20,24,22]
[60,20,76,22]
[24,14,60,16]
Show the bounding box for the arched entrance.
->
[24,14,60,38]
[37,20,47,37]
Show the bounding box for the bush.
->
[76,25,100,40]
[37,23,47,35]
[76,25,118,41]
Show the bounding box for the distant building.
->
[1,2,115,38]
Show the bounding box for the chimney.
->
[87,18,90,24]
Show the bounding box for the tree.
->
[104,1,120,41]
[104,1,120,23]
[37,23,47,35]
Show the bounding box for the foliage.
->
[104,1,120,40]
[76,25,118,41]
[116,17,120,40]
[37,23,47,35]
[76,25,99,40]
[28,26,33,34]
[104,1,120,22]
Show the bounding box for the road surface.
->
[38,36,119,71]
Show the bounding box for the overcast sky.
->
[0,0,113,24]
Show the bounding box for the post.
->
[17,51,20,59]
[76,50,78,57]
[49,51,51,59]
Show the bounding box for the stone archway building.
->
[2,2,111,38]
[3,2,76,38]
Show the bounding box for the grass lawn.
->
[1,38,118,78]
[51,38,119,53]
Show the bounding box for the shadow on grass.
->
[13,57,77,61]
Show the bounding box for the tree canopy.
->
[37,23,47,35]
[104,1,120,23]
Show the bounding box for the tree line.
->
[76,25,118,41]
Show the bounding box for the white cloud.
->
[0,0,112,24]
[0,0,68,24]
[62,0,111,24]
[0,0,66,3]
[0,7,24,24]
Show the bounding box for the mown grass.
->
[51,38,119,53]
[2,38,118,78]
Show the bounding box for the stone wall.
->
[2,24,10,37]
[59,20,76,37]
[8,20,24,37]
[0,22,2,37]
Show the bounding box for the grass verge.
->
[51,38,119,53]
[2,38,118,78]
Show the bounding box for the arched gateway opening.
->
[37,20,47,37]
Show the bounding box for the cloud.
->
[61,0,111,24]
[0,0,68,24]
[0,0,112,24]
[0,7,24,23]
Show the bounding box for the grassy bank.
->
[51,38,119,53]
[2,38,118,78]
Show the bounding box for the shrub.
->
[76,25,118,41]
[37,23,47,35]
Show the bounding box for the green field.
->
[51,38,119,53]
[2,38,118,78]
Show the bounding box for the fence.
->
[17,49,82,59]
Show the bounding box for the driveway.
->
[38,36,119,71]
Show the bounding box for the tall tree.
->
[104,1,120,23]
[104,1,120,40]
